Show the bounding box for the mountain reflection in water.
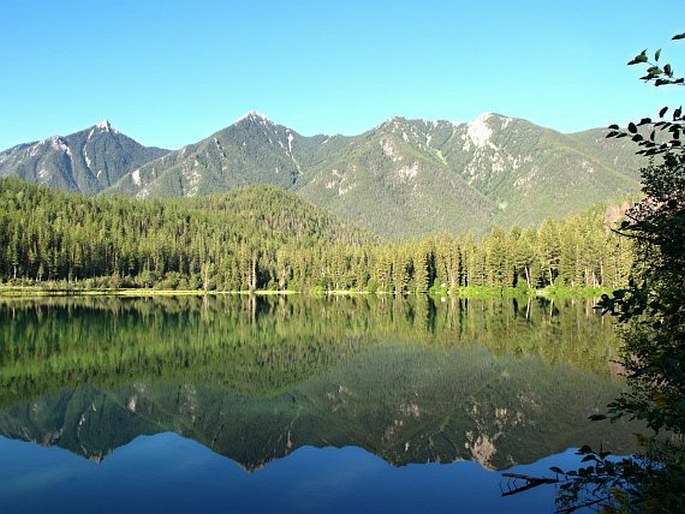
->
[0,295,638,513]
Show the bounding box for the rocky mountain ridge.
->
[0,120,169,195]
[0,112,644,238]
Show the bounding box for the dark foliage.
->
[553,33,685,514]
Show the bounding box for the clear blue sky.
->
[1,0,683,150]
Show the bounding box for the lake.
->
[0,295,636,513]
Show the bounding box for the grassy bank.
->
[0,283,613,299]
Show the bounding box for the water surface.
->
[0,295,635,513]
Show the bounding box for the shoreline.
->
[0,284,612,299]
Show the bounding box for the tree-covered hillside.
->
[299,115,644,239]
[0,177,377,291]
[0,177,632,292]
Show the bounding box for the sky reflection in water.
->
[0,296,637,513]
[0,433,591,514]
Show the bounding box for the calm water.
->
[0,295,636,513]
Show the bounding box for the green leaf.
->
[549,466,565,475]
[629,50,649,65]
[655,49,661,61]
[659,106,669,118]
[628,122,638,133]
[589,413,607,421]
[672,32,685,40]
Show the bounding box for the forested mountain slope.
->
[1,113,645,239]
[0,177,377,290]
[0,177,631,292]
[298,115,643,238]
[108,112,644,238]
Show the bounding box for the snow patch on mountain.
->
[466,113,493,149]
[49,136,68,154]
[214,138,228,159]
[184,161,202,197]
[397,162,419,182]
[94,119,119,134]
[381,139,402,162]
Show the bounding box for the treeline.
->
[0,295,619,405]
[0,177,633,292]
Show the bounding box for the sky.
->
[1,0,684,151]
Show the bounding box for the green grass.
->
[0,283,612,299]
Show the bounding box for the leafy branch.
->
[606,34,685,157]
[627,33,685,86]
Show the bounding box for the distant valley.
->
[0,113,645,239]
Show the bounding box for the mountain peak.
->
[464,112,514,148]
[380,116,408,125]
[94,119,119,134]
[375,116,411,133]
[468,112,512,126]
[236,111,273,125]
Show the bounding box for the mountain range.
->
[0,113,645,239]
[0,120,168,196]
